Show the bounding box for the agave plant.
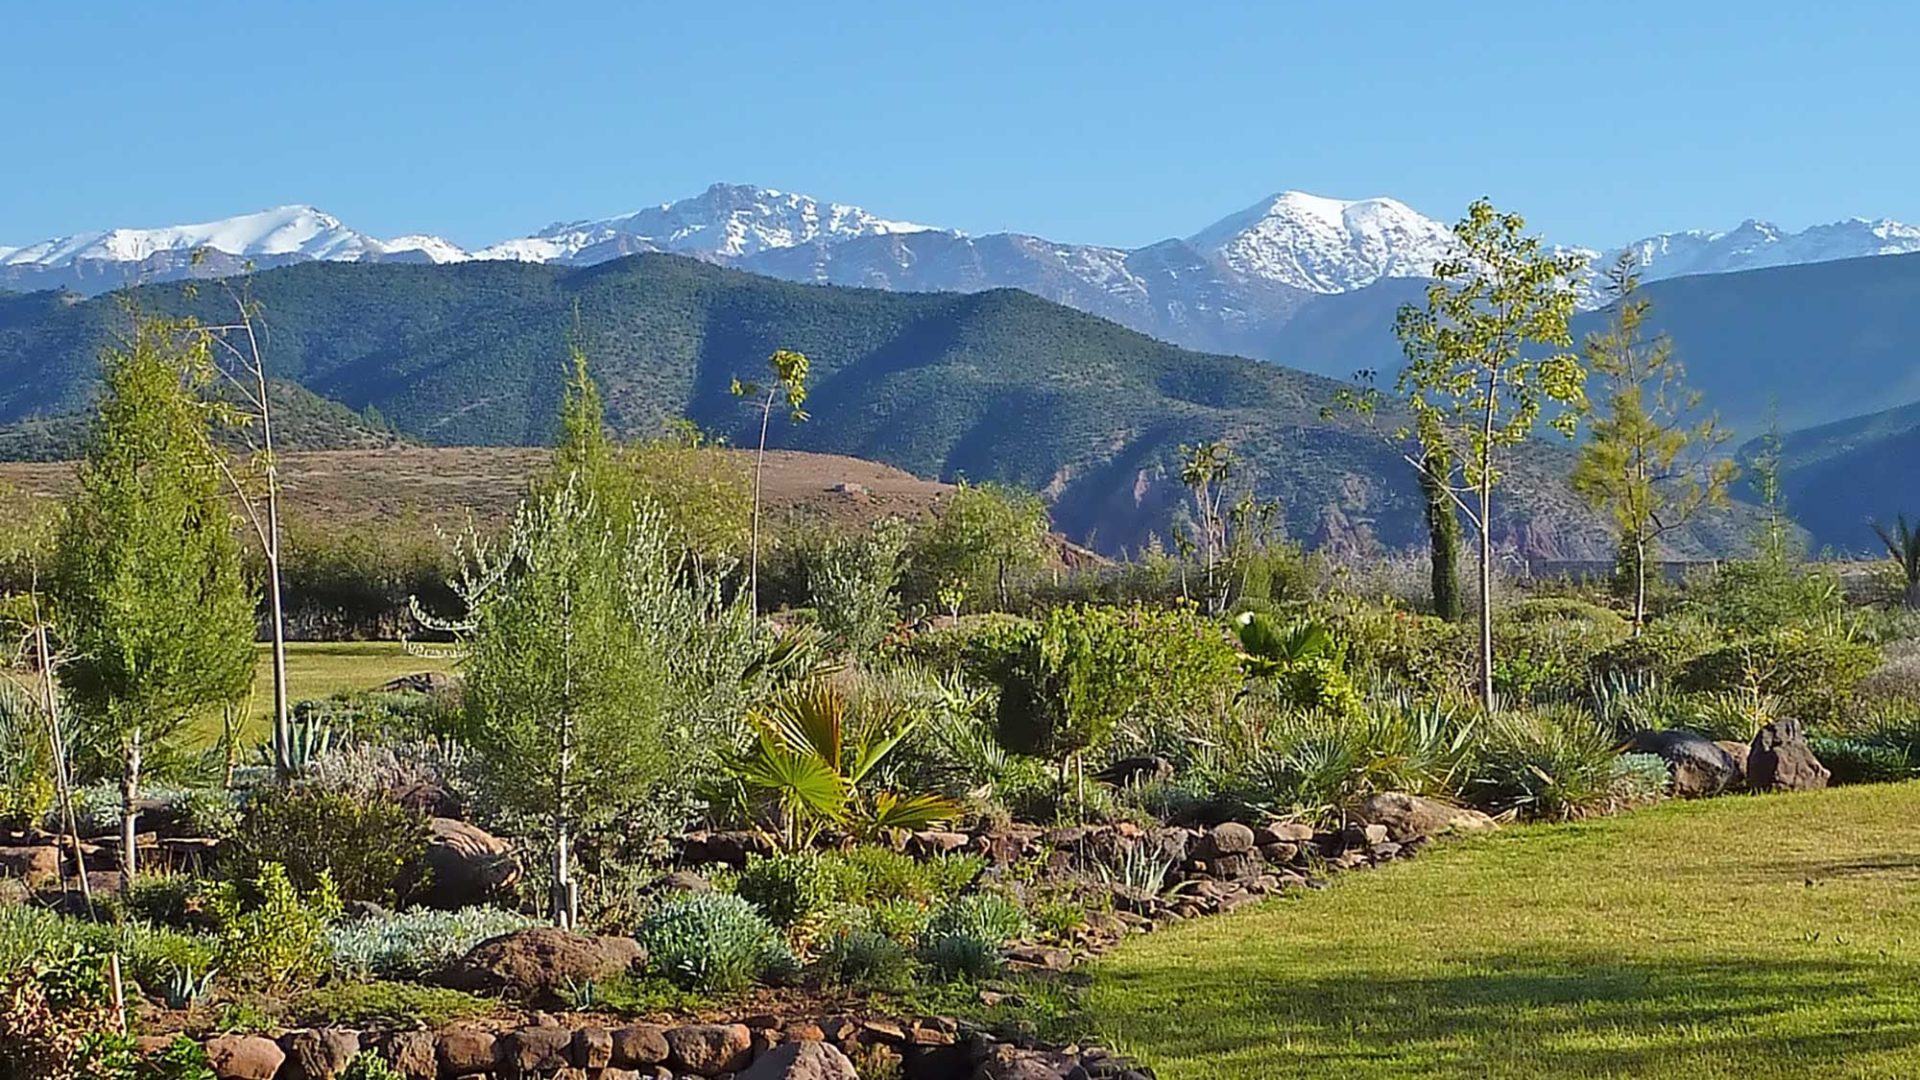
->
[161,962,217,1009]
[728,679,958,849]
[1871,514,1920,608]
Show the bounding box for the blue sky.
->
[5,1,1917,250]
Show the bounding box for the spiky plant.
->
[1870,514,1920,608]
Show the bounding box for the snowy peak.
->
[1187,191,1459,293]
[0,205,469,270]
[475,182,944,264]
[1616,216,1920,281]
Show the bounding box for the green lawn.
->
[1084,785,1920,1079]
[186,641,454,747]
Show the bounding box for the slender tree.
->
[1392,198,1589,712]
[1571,254,1736,631]
[1178,442,1234,615]
[52,315,255,879]
[189,265,296,774]
[733,350,810,617]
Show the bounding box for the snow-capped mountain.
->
[8,184,1920,363]
[1187,191,1460,293]
[0,205,466,295]
[1612,217,1920,280]
[472,183,941,265]
[0,205,465,270]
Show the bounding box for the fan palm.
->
[729,679,957,849]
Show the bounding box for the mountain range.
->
[0,254,1747,560]
[8,183,1920,369]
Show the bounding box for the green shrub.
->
[225,785,430,907]
[814,928,914,991]
[1684,559,1845,634]
[0,685,52,831]
[1592,613,1726,683]
[887,614,1037,675]
[1809,713,1920,784]
[211,862,341,993]
[736,853,836,929]
[918,933,1001,981]
[1492,606,1630,700]
[325,906,540,980]
[821,848,982,907]
[340,1052,406,1080]
[994,604,1240,762]
[1321,602,1472,697]
[924,893,1028,949]
[859,898,935,945]
[116,873,221,932]
[1466,707,1657,821]
[809,518,909,656]
[1677,625,1880,723]
[634,893,790,993]
[0,945,139,1080]
[291,980,493,1028]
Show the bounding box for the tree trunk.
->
[748,393,773,618]
[119,727,142,881]
[259,358,293,777]
[552,593,578,929]
[1477,372,1498,715]
[1633,537,1649,634]
[1477,482,1495,714]
[1419,451,1462,622]
[37,622,91,911]
[1905,576,1920,610]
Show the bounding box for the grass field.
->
[1084,785,1920,1079]
[185,641,456,747]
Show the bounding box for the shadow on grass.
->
[1752,855,1920,884]
[1094,950,1920,1078]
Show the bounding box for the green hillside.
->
[0,255,1725,557]
[1263,253,1920,438]
[1738,400,1920,553]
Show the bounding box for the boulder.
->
[610,1023,671,1067]
[435,1028,497,1076]
[572,1025,613,1069]
[380,671,458,695]
[499,1026,574,1074]
[1355,793,1498,842]
[664,1023,753,1075]
[1197,821,1255,858]
[1094,756,1173,788]
[0,845,60,888]
[204,1035,285,1080]
[278,1028,360,1080]
[440,927,646,1000]
[1715,740,1752,791]
[1748,718,1831,792]
[374,1030,436,1079]
[1622,728,1740,798]
[655,869,714,894]
[414,817,521,909]
[679,830,774,867]
[738,1040,860,1080]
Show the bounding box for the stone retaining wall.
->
[168,1015,1148,1080]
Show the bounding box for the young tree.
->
[1393,198,1589,712]
[445,478,669,927]
[52,316,255,879]
[190,268,297,775]
[1571,255,1736,631]
[908,480,1051,611]
[733,349,811,617]
[1178,441,1233,615]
